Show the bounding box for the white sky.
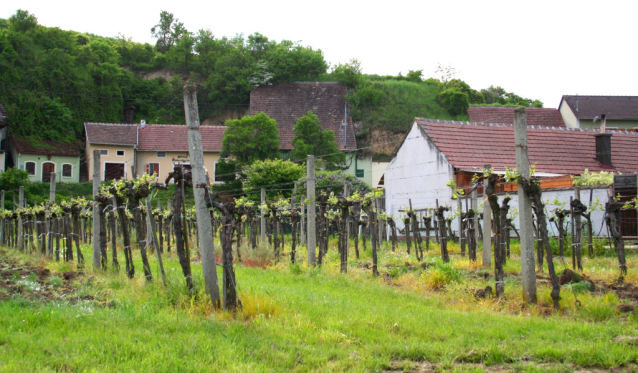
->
[5,0,637,108]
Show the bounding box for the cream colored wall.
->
[86,143,136,180]
[559,101,579,128]
[579,119,638,130]
[0,152,5,173]
[371,162,389,189]
[136,150,220,183]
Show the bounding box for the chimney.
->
[140,119,146,128]
[123,105,135,123]
[595,133,612,166]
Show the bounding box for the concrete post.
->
[482,164,492,266]
[92,150,101,270]
[300,204,305,246]
[260,188,266,245]
[18,186,24,252]
[49,173,56,202]
[345,182,350,255]
[514,107,537,303]
[306,155,316,266]
[184,85,221,307]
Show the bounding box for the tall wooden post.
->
[18,186,24,252]
[514,107,537,303]
[92,150,102,270]
[482,164,492,266]
[306,155,317,266]
[146,196,166,285]
[300,204,305,246]
[184,85,221,308]
[0,190,4,244]
[472,189,479,254]
[49,173,57,202]
[48,174,56,257]
[260,188,266,245]
[345,182,350,255]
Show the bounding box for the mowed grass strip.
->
[0,243,637,372]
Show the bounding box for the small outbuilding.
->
[10,136,81,183]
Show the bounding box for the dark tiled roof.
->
[561,96,638,120]
[85,123,138,145]
[416,118,638,175]
[468,107,565,127]
[250,82,357,151]
[137,124,225,151]
[12,136,80,157]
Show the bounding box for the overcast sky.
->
[5,0,636,108]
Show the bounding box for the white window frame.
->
[116,149,125,157]
[25,161,36,176]
[213,161,225,184]
[62,163,73,178]
[157,152,166,158]
[103,161,127,181]
[147,162,160,178]
[99,149,109,156]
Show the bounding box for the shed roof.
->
[250,82,357,151]
[137,124,226,151]
[560,95,638,120]
[416,118,638,175]
[85,123,138,146]
[12,136,81,157]
[468,106,565,127]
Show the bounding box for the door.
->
[42,162,55,182]
[104,163,125,181]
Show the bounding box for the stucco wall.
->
[371,162,389,189]
[579,119,638,130]
[136,150,220,183]
[559,102,579,128]
[385,122,454,229]
[86,143,136,181]
[14,152,80,183]
[343,153,372,186]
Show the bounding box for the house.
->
[468,106,565,127]
[558,95,638,130]
[250,82,370,183]
[0,102,9,173]
[85,122,226,182]
[10,136,81,183]
[385,117,638,236]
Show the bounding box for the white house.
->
[385,118,638,236]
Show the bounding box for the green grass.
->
[0,237,637,372]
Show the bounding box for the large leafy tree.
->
[242,159,304,201]
[150,11,188,53]
[291,111,345,168]
[221,113,280,166]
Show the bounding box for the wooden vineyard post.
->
[482,163,492,267]
[471,189,479,260]
[435,199,450,262]
[184,85,221,308]
[18,186,24,252]
[0,190,3,246]
[300,204,305,246]
[48,173,56,257]
[92,150,101,270]
[146,196,167,285]
[306,155,317,266]
[261,188,266,245]
[514,107,537,304]
[458,196,465,256]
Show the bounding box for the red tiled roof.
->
[85,122,225,152]
[12,136,80,157]
[250,82,357,151]
[137,124,225,151]
[417,118,638,175]
[560,96,638,120]
[85,123,137,145]
[468,107,565,127]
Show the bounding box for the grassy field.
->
[1,237,637,372]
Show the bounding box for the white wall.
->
[384,122,613,237]
[385,122,454,228]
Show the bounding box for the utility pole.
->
[183,85,221,308]
[514,107,537,303]
[306,155,316,266]
[92,150,101,270]
[261,188,266,245]
[482,164,492,266]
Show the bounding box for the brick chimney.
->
[595,133,612,166]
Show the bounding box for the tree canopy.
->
[242,159,305,201]
[291,111,345,168]
[221,113,280,166]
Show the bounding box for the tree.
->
[331,58,362,88]
[9,10,37,32]
[221,113,280,166]
[437,88,469,116]
[291,111,345,169]
[151,11,188,53]
[242,159,305,201]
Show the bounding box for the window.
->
[62,164,73,178]
[25,162,36,176]
[157,152,166,158]
[99,149,108,156]
[146,163,160,177]
[116,150,125,157]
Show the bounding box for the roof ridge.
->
[84,122,139,126]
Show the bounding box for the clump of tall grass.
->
[421,261,462,289]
